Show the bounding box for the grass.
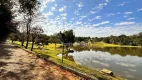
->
[93,42,142,48]
[12,41,126,80]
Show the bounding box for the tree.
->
[9,33,18,43]
[59,30,75,50]
[19,0,40,49]
[109,35,119,44]
[37,34,50,46]
[0,0,17,43]
[64,30,75,43]
[75,37,90,42]
[103,37,110,43]
[30,26,43,51]
[49,34,60,49]
[18,32,26,47]
[16,21,27,47]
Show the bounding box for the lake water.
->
[60,46,142,80]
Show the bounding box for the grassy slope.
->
[13,41,125,80]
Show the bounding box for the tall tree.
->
[0,0,17,43]
[19,0,40,49]
[30,26,43,51]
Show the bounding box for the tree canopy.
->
[0,0,17,43]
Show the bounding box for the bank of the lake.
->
[12,41,125,80]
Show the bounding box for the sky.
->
[36,0,142,37]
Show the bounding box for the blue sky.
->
[37,0,142,37]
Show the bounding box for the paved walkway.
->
[0,43,83,80]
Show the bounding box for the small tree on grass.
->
[30,26,43,51]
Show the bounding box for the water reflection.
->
[61,46,142,80]
[63,52,75,62]
[73,46,142,57]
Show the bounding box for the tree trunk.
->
[12,40,13,43]
[21,41,24,47]
[31,40,34,51]
[62,43,64,63]
[26,18,31,49]
[55,43,56,50]
[26,23,29,49]
[31,41,34,51]
[31,34,35,51]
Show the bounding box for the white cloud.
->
[61,17,67,20]
[51,0,55,2]
[107,13,115,16]
[118,2,129,6]
[77,2,84,8]
[90,11,96,14]
[54,4,57,7]
[74,10,79,15]
[47,11,53,16]
[93,21,110,27]
[107,12,120,17]
[35,16,142,37]
[59,5,67,12]
[76,21,82,25]
[123,16,128,18]
[91,0,110,14]
[29,0,142,37]
[124,12,133,15]
[97,3,107,10]
[127,18,135,20]
[88,16,102,21]
[51,7,56,11]
[74,2,84,15]
[94,16,102,19]
[81,16,87,19]
[105,0,111,3]
[137,8,142,12]
[41,11,53,18]
[79,16,87,20]
[55,16,60,20]
[115,22,135,26]
[40,0,55,12]
[61,13,67,17]
[75,23,142,37]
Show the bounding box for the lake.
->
[59,46,142,80]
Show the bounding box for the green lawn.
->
[12,41,126,80]
[93,42,142,48]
